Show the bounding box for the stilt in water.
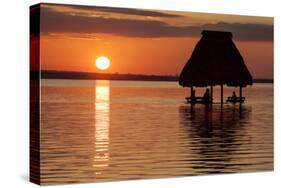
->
[239,86,243,118]
[210,85,213,109]
[220,84,223,108]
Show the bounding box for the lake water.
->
[40,79,273,185]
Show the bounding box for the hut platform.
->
[185,98,245,105]
[185,97,213,104]
[226,97,245,104]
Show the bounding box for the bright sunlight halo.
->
[95,56,110,70]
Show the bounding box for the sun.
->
[95,56,110,70]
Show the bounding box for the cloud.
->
[39,7,273,41]
[53,4,183,18]
[47,32,101,40]
[199,22,273,41]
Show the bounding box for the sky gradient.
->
[37,3,273,79]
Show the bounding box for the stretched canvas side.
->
[30,4,41,185]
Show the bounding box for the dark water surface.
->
[40,79,273,185]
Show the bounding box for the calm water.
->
[40,79,273,185]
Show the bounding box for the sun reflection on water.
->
[93,80,110,169]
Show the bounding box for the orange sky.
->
[36,3,273,79]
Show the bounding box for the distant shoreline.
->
[31,70,273,83]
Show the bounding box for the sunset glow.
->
[37,3,274,79]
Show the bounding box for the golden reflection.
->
[93,80,110,169]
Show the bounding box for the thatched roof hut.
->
[179,30,253,88]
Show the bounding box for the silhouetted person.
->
[231,91,237,102]
[203,88,210,104]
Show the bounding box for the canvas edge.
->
[30,3,41,185]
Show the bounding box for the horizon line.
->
[36,69,273,80]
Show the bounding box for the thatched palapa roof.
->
[179,30,253,87]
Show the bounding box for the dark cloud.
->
[41,7,273,41]
[199,22,273,41]
[46,3,182,18]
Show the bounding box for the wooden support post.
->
[220,84,224,124]
[190,86,194,106]
[239,86,242,116]
[239,86,242,99]
[220,84,223,105]
[210,85,213,104]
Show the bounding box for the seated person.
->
[203,88,210,104]
[230,91,237,102]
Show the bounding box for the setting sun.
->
[95,56,110,70]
